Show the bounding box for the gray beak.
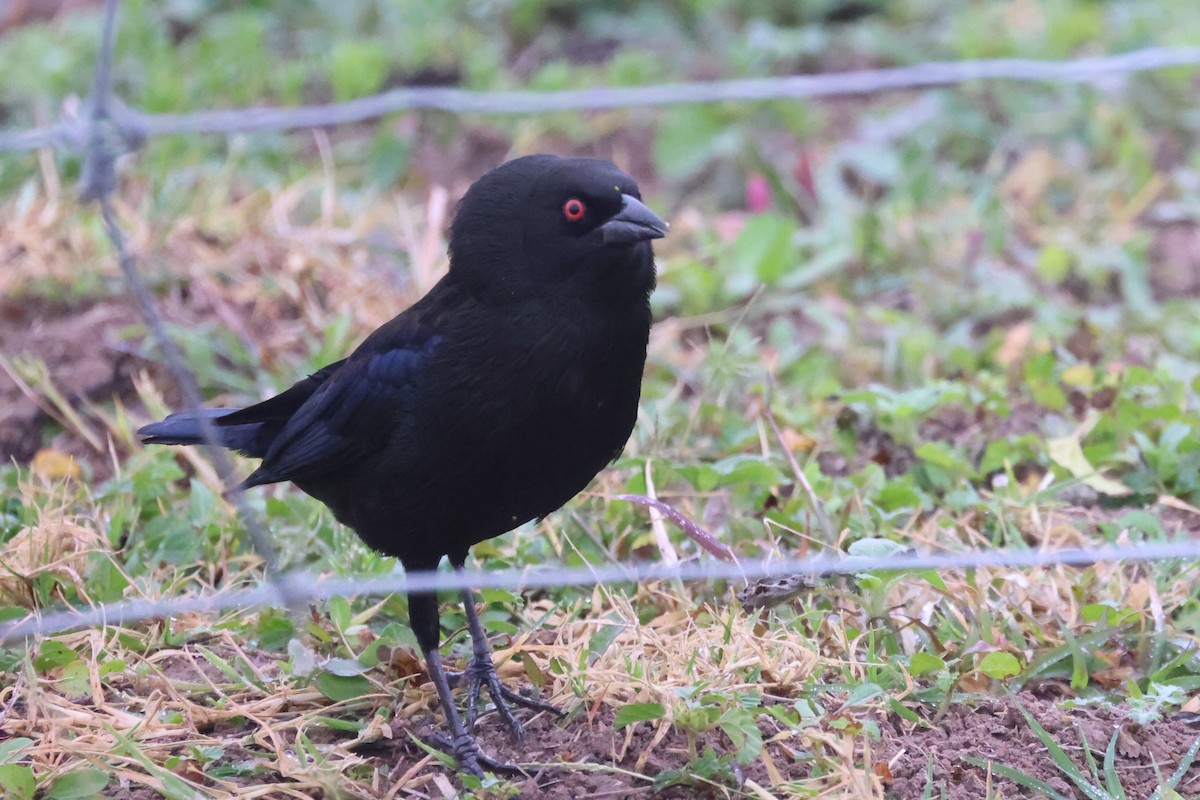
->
[601,194,669,244]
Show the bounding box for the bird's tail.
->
[137,408,268,456]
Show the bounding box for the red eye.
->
[562,198,586,221]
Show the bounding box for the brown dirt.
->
[1148,222,1200,300]
[387,709,796,799]
[0,296,157,472]
[0,0,98,34]
[879,693,1200,800]
[817,404,916,479]
[0,276,314,478]
[816,397,1058,483]
[67,687,1200,798]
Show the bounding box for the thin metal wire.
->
[2,538,1199,643]
[2,46,1200,153]
[78,0,299,605]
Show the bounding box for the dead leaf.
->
[1046,410,1132,497]
[996,321,1034,367]
[1116,725,1145,758]
[32,448,82,480]
[782,428,816,453]
[1003,148,1059,208]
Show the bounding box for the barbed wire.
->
[3,45,1200,154]
[3,538,1200,643]
[5,2,1200,648]
[77,0,301,606]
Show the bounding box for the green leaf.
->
[914,441,961,470]
[613,702,666,729]
[909,652,946,677]
[256,611,296,651]
[191,745,225,763]
[1080,604,1126,626]
[1007,693,1107,799]
[709,455,781,486]
[655,106,730,179]
[978,651,1021,679]
[46,769,110,800]
[186,478,216,523]
[842,144,900,186]
[1037,242,1073,283]
[478,588,521,606]
[368,132,411,189]
[731,214,797,286]
[888,697,921,724]
[586,621,626,665]
[326,595,353,632]
[321,657,369,677]
[918,570,948,591]
[1113,510,1162,538]
[717,706,763,763]
[98,659,127,676]
[877,481,922,512]
[840,682,886,709]
[0,738,33,765]
[196,645,258,689]
[35,640,78,672]
[0,765,35,800]
[677,463,719,492]
[314,715,364,733]
[329,41,389,101]
[1062,628,1090,690]
[59,660,90,696]
[315,672,373,702]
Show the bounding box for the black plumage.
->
[138,154,667,774]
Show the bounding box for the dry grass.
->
[5,434,1196,797]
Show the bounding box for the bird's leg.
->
[450,578,564,739]
[409,592,519,776]
[420,732,524,776]
[421,645,486,777]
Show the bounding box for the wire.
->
[2,46,1200,152]
[76,0,300,605]
[3,538,1199,643]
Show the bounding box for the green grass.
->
[4,1,1200,797]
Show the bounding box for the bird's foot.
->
[422,730,524,777]
[448,655,565,738]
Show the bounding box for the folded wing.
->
[239,341,437,488]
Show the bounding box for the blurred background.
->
[5,1,1200,796]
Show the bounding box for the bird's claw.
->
[448,655,564,738]
[422,731,525,777]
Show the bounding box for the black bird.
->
[137,154,667,775]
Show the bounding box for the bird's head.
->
[448,155,667,303]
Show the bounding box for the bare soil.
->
[0,296,156,472]
[76,689,1200,798]
[333,692,1200,798]
[879,693,1200,800]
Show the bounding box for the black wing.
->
[239,338,439,488]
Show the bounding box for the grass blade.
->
[1007,693,1111,800]
[961,756,1071,800]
